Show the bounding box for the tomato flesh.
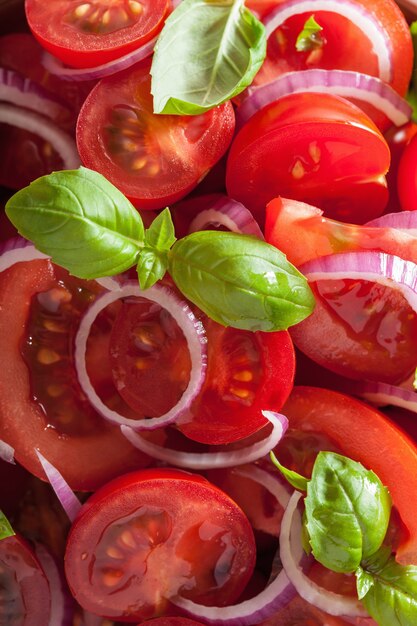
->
[65,468,256,621]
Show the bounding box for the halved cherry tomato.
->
[25,0,169,68]
[397,132,417,212]
[65,468,256,621]
[0,532,51,626]
[226,92,390,225]
[385,120,417,212]
[0,258,150,491]
[77,62,235,210]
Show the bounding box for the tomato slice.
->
[137,619,206,626]
[0,258,150,491]
[25,0,169,68]
[0,533,51,626]
[65,468,256,621]
[77,62,235,210]
[226,92,390,225]
[397,132,417,212]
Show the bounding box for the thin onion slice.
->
[366,210,417,232]
[0,239,49,272]
[0,103,80,169]
[121,410,288,470]
[35,450,82,523]
[172,467,299,625]
[237,69,411,129]
[341,380,417,413]
[188,196,264,239]
[34,543,74,626]
[280,491,368,617]
[74,282,207,430]
[263,0,392,83]
[0,439,15,464]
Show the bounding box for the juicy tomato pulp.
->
[65,468,256,621]
[25,0,169,68]
[0,533,51,626]
[77,61,235,209]
[226,92,390,225]
[0,258,149,491]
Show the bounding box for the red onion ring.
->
[172,467,299,625]
[35,450,82,523]
[237,70,411,129]
[34,543,74,626]
[0,103,80,169]
[0,239,49,272]
[0,68,72,122]
[365,210,417,231]
[340,380,417,413]
[188,196,264,239]
[121,410,288,470]
[0,439,15,464]
[280,491,368,617]
[263,0,393,83]
[74,282,208,430]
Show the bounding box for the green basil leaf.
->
[270,451,309,492]
[295,15,324,52]
[137,249,168,289]
[145,208,176,252]
[305,452,391,573]
[151,0,266,115]
[5,167,144,279]
[168,230,315,332]
[0,510,15,541]
[356,556,417,626]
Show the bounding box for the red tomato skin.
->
[385,121,417,213]
[226,92,390,225]
[280,386,417,565]
[65,468,256,622]
[397,133,417,212]
[25,0,170,69]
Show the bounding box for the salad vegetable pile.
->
[1,0,417,624]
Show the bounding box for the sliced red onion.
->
[34,543,74,626]
[299,251,417,314]
[366,210,417,232]
[280,491,368,617]
[173,468,298,625]
[263,0,392,83]
[35,450,82,523]
[341,380,417,413]
[74,282,207,430]
[0,103,80,169]
[0,439,15,464]
[121,410,288,469]
[237,70,411,129]
[188,196,264,239]
[0,239,49,273]
[0,68,72,122]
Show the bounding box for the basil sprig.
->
[151,0,266,115]
[0,510,15,541]
[5,168,315,333]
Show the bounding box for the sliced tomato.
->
[385,121,417,212]
[0,258,150,491]
[260,594,376,625]
[397,132,417,212]
[77,61,235,210]
[226,92,390,225]
[253,0,412,97]
[0,532,51,626]
[25,0,169,68]
[65,468,256,621]
[137,619,206,626]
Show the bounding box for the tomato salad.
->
[1,0,417,625]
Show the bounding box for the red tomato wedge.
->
[77,62,235,210]
[226,92,390,225]
[0,258,149,491]
[25,0,169,68]
[65,468,256,621]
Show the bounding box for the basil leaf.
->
[305,452,391,573]
[5,168,144,279]
[151,0,266,115]
[137,249,168,289]
[145,208,176,252]
[0,510,15,541]
[270,451,309,492]
[356,556,417,626]
[168,230,315,332]
[295,15,324,52]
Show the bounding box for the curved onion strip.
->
[188,196,264,239]
[341,380,417,413]
[34,543,74,626]
[35,450,82,523]
[0,440,15,464]
[280,491,368,617]
[299,251,417,314]
[0,239,49,272]
[121,411,288,470]
[237,70,411,129]
[263,0,392,83]
[0,104,80,169]
[74,282,207,430]
[366,210,417,232]
[0,68,71,122]
[172,469,299,625]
